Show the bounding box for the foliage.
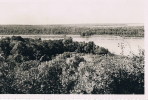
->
[0,36,144,94]
[0,36,109,62]
[0,25,144,37]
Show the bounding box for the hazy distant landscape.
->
[0,24,144,37]
[0,24,144,94]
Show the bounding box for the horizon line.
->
[0,23,144,26]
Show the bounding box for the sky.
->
[0,0,144,24]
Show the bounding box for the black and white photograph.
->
[0,0,145,95]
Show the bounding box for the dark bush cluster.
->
[0,36,144,94]
[0,52,144,94]
[0,36,109,62]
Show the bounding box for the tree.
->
[84,41,95,53]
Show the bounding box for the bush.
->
[0,36,144,94]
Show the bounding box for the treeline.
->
[0,25,144,37]
[0,36,109,63]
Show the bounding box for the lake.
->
[0,35,144,56]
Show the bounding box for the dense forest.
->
[0,25,144,37]
[0,36,144,94]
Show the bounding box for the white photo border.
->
[0,0,147,99]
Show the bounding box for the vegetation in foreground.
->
[0,36,144,94]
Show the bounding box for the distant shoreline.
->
[0,24,144,37]
[0,34,144,39]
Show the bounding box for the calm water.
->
[71,35,144,56]
[0,35,144,56]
